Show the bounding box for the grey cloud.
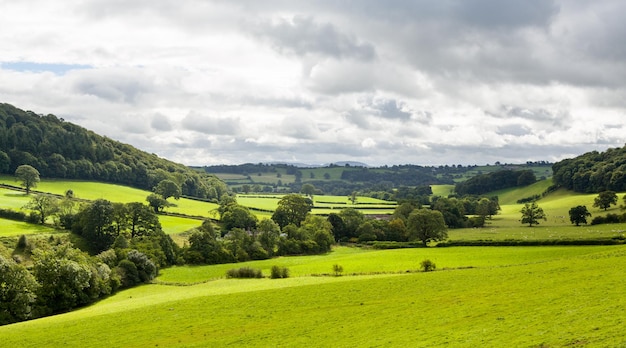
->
[488,106,572,128]
[372,99,411,121]
[71,69,154,104]
[181,111,239,135]
[250,16,376,61]
[151,113,172,131]
[496,124,532,136]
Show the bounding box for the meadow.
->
[1,245,624,347]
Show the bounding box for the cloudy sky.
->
[1,1,625,166]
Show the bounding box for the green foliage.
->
[0,103,228,200]
[593,190,618,211]
[520,202,546,227]
[31,244,113,315]
[23,193,59,224]
[270,265,290,279]
[271,194,312,228]
[154,180,181,200]
[221,203,258,231]
[406,209,448,246]
[455,169,536,195]
[226,267,263,279]
[0,254,39,325]
[420,259,436,272]
[568,205,591,226]
[332,264,344,276]
[14,164,40,194]
[146,193,169,213]
[552,145,626,193]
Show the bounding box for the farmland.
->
[2,174,626,347]
[1,245,624,347]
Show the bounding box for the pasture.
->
[1,245,624,347]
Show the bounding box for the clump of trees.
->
[0,234,159,325]
[455,170,536,196]
[552,145,626,193]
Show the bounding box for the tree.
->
[569,205,591,226]
[221,204,258,231]
[125,202,161,238]
[271,194,312,228]
[300,183,316,197]
[520,202,546,227]
[0,255,39,325]
[15,164,40,194]
[257,219,281,256]
[146,193,169,213]
[23,194,60,224]
[73,199,117,252]
[155,180,181,200]
[593,191,618,211]
[406,209,447,246]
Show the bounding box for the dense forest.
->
[552,145,626,193]
[0,103,228,200]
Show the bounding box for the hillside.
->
[552,144,626,193]
[0,103,227,200]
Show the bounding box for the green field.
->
[1,245,624,347]
[237,194,397,216]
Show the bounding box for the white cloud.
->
[1,0,625,166]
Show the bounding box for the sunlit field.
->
[2,245,624,347]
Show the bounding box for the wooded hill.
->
[552,145,626,193]
[0,103,227,200]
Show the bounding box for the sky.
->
[1,0,625,167]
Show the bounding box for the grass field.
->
[1,245,624,347]
[237,194,397,216]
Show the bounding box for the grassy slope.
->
[1,245,624,347]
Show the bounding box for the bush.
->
[226,267,263,279]
[420,259,436,272]
[16,235,29,250]
[0,208,27,221]
[333,264,344,276]
[270,265,290,279]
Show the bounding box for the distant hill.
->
[0,103,228,200]
[552,145,626,193]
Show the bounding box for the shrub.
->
[226,267,263,279]
[16,235,29,250]
[420,259,436,272]
[0,208,27,221]
[270,265,290,279]
[333,264,344,276]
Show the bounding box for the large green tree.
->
[73,199,117,252]
[221,203,258,231]
[406,209,448,246]
[15,164,40,194]
[593,191,618,211]
[155,179,181,200]
[569,205,591,226]
[271,194,312,228]
[520,202,546,227]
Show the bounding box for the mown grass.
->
[1,245,624,347]
[156,245,614,284]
